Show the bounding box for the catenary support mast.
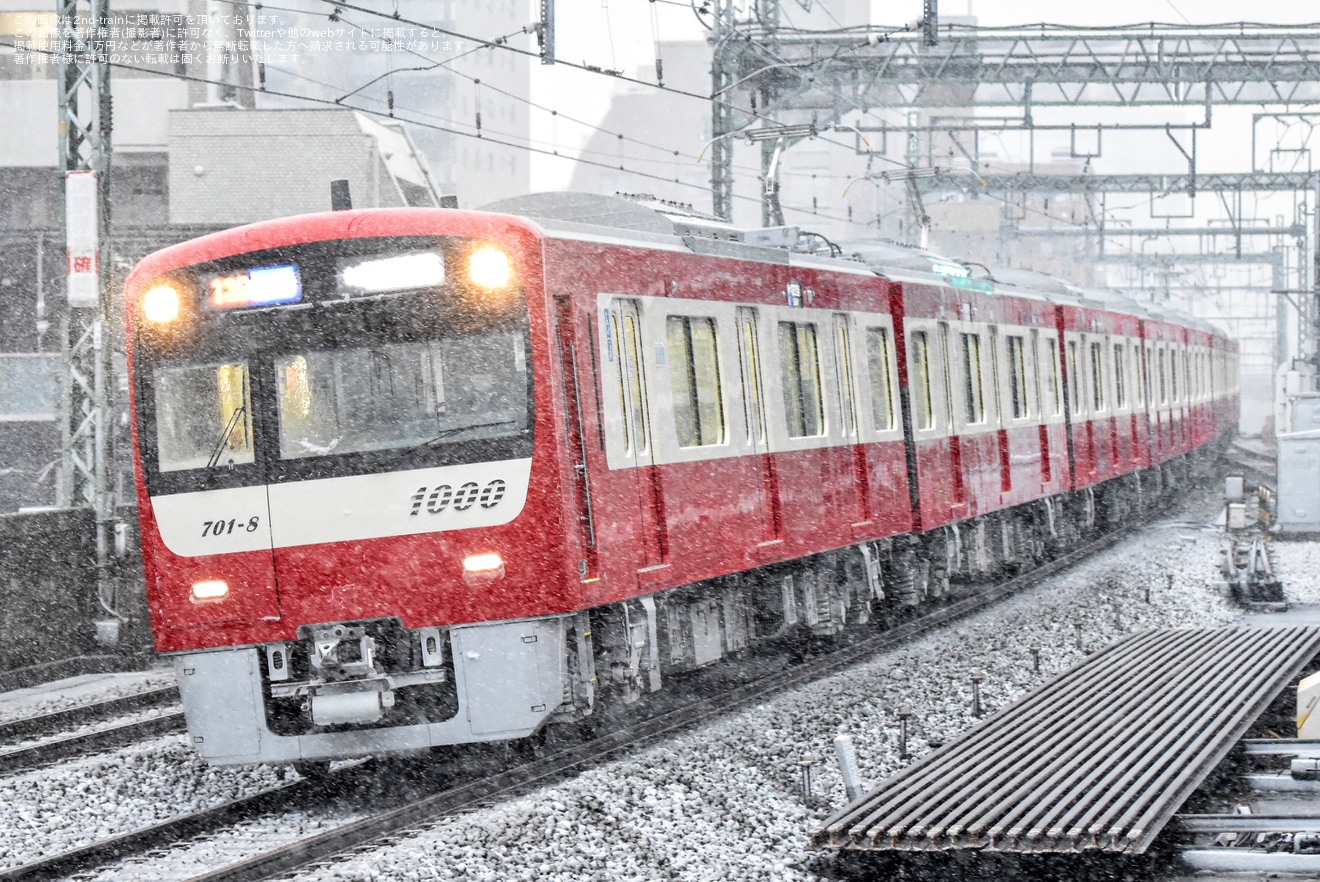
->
[57,0,117,620]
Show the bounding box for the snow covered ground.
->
[1271,541,1320,606]
[5,496,1316,881]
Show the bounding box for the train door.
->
[939,321,967,509]
[601,298,667,569]
[988,327,1011,495]
[736,307,781,542]
[1030,330,1052,486]
[1144,340,1158,459]
[553,297,599,581]
[833,312,873,524]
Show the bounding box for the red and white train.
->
[124,193,1238,767]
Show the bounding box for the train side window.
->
[1170,349,1179,404]
[154,362,254,472]
[1113,344,1127,410]
[938,323,955,428]
[666,315,725,447]
[1067,340,1082,416]
[910,330,934,430]
[833,316,858,437]
[1029,331,1043,416]
[777,321,825,438]
[1158,348,1168,404]
[865,327,895,431]
[1006,335,1028,419]
[1089,341,1105,412]
[736,309,766,445]
[1045,336,1062,416]
[1133,344,1144,407]
[606,312,632,453]
[961,332,985,424]
[622,314,650,454]
[1143,345,1154,407]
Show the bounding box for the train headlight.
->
[142,284,181,323]
[467,247,512,289]
[190,580,229,602]
[462,552,505,584]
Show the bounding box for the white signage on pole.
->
[66,170,99,308]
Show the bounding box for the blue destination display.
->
[206,264,302,309]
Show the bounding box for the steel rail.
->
[853,630,1173,845]
[1177,813,1320,833]
[1243,739,1320,757]
[0,779,321,882]
[0,709,185,775]
[0,685,177,744]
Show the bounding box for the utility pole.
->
[57,0,118,626]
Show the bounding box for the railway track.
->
[0,521,1138,882]
[0,687,182,775]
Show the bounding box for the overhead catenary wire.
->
[258,56,783,181]
[2,39,867,227]
[299,0,885,162]
[249,0,909,194]
[236,0,892,172]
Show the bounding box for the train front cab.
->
[126,209,597,766]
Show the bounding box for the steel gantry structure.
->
[709,13,1320,219]
[708,7,1320,385]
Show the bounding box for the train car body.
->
[123,194,1239,767]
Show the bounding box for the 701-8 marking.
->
[202,516,260,537]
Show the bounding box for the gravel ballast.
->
[291,519,1253,882]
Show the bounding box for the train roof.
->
[482,193,1223,336]
[482,192,744,245]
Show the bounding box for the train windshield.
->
[154,362,255,472]
[134,235,534,489]
[274,330,529,460]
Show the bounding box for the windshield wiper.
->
[408,419,520,451]
[205,405,248,470]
